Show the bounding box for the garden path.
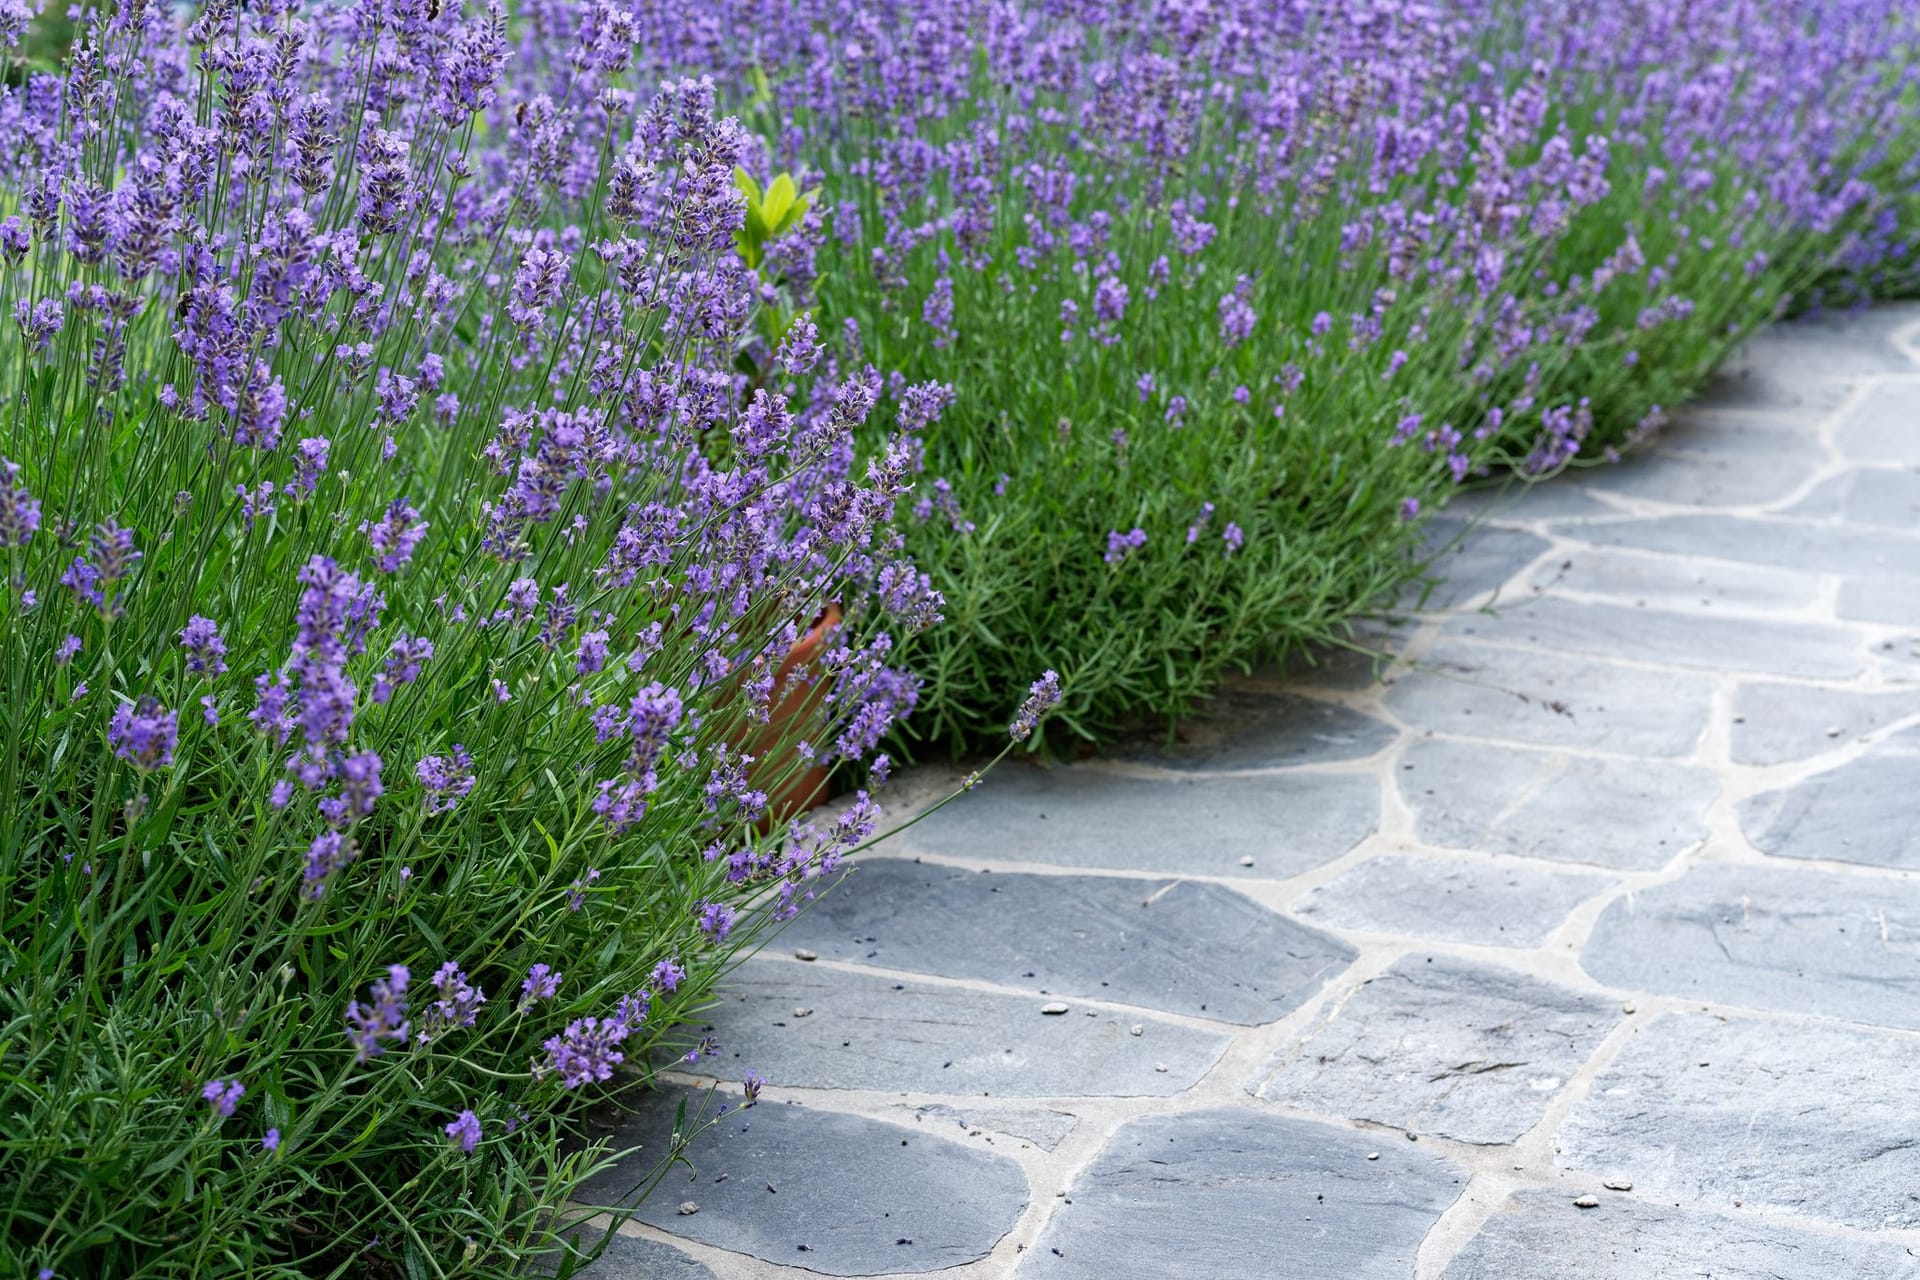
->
[580,306,1920,1279]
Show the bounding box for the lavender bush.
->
[0,2,976,1275]
[598,0,1920,747]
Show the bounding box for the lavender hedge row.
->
[1,0,1916,1276]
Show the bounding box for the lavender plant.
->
[0,3,961,1275]
[605,0,1920,748]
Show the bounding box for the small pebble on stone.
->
[1574,1195,1600,1209]
[1041,1002,1070,1015]
[1603,1178,1633,1192]
[1825,726,1843,738]
[1154,1063,1168,1072]
[1239,856,1255,867]
[1622,1002,1636,1014]
[1129,1024,1143,1037]
[1366,1152,1380,1161]
[793,1007,813,1018]
[677,1202,699,1216]
[794,949,818,961]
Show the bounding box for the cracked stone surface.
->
[1251,956,1620,1145]
[581,307,1920,1280]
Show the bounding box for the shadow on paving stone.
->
[573,1088,1026,1276]
[1249,955,1619,1145]
[1441,1191,1920,1279]
[1117,687,1399,772]
[1384,636,1714,757]
[567,1231,717,1280]
[691,956,1228,1096]
[1400,518,1550,611]
[1019,1108,1464,1279]
[1578,435,1826,508]
[1730,683,1920,765]
[1527,545,1822,614]
[1557,1012,1920,1232]
[1398,737,1715,870]
[1739,725,1920,868]
[1580,864,1920,1028]
[892,760,1377,879]
[1546,512,1920,579]
[1293,854,1611,947]
[780,860,1356,1024]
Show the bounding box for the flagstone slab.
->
[1448,596,1864,679]
[1124,689,1400,771]
[1739,726,1920,868]
[1783,466,1920,527]
[1018,1109,1465,1279]
[1838,576,1920,626]
[894,763,1377,880]
[573,1234,719,1280]
[1293,854,1609,947]
[1558,1012,1920,1231]
[905,1104,1078,1151]
[1407,520,1551,608]
[1580,864,1920,1027]
[780,860,1357,1025]
[1384,638,1714,757]
[576,1093,1027,1275]
[1731,683,1920,765]
[1399,737,1715,869]
[1579,442,1825,507]
[1526,545,1822,614]
[1251,956,1619,1145]
[1834,378,1920,464]
[1442,1191,1920,1279]
[692,958,1227,1097]
[1550,512,1920,578]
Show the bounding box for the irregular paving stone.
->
[1580,440,1827,507]
[1549,512,1920,579]
[1124,688,1400,771]
[781,860,1356,1024]
[572,1233,719,1280]
[906,1103,1078,1151]
[1580,864,1920,1027]
[1739,726,1920,868]
[693,958,1227,1096]
[1837,576,1920,627]
[1730,682,1920,765]
[1558,1012,1920,1231]
[576,1091,1026,1275]
[1783,466,1920,527]
[1526,545,1822,614]
[1689,363,1855,416]
[1405,519,1551,609]
[1293,854,1609,946]
[1834,378,1920,464]
[1727,307,1920,379]
[1384,637,1714,758]
[1442,1190,1920,1279]
[1445,479,1628,524]
[1019,1109,1465,1279]
[1447,596,1864,679]
[1251,956,1619,1145]
[1399,737,1715,870]
[894,762,1378,879]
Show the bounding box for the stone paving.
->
[580,307,1920,1278]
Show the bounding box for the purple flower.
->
[519,963,561,1009]
[290,438,330,498]
[416,746,475,815]
[742,1070,764,1107]
[262,1128,281,1152]
[1104,528,1147,566]
[1009,670,1062,742]
[362,500,428,574]
[302,831,357,900]
[445,1109,482,1153]
[1399,498,1421,521]
[54,634,81,666]
[1222,523,1244,556]
[0,458,39,547]
[696,900,736,942]
[108,699,178,772]
[201,1078,245,1119]
[345,965,411,1062]
[651,958,685,994]
[179,616,228,675]
[575,630,610,676]
[541,1016,633,1089]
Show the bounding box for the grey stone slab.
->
[1274,624,1410,691]
[1835,378,1920,465]
[1839,576,1920,627]
[1293,854,1609,946]
[1444,480,1627,525]
[1730,682,1920,765]
[780,859,1356,1025]
[1443,1190,1920,1279]
[1579,440,1826,507]
[1736,307,1920,377]
[1019,1109,1465,1280]
[1783,466,1920,527]
[1549,512,1920,578]
[1689,361,1853,416]
[1126,688,1400,771]
[1252,956,1619,1145]
[906,1103,1078,1151]
[894,763,1377,880]
[1384,637,1715,757]
[1448,596,1864,679]
[1527,545,1822,613]
[1580,864,1920,1027]
[572,1233,719,1280]
[1740,726,1920,868]
[693,957,1227,1097]
[1405,519,1552,609]
[1558,1012,1920,1231]
[1399,737,1715,870]
[576,1091,1026,1275]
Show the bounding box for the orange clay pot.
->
[743,601,841,826]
